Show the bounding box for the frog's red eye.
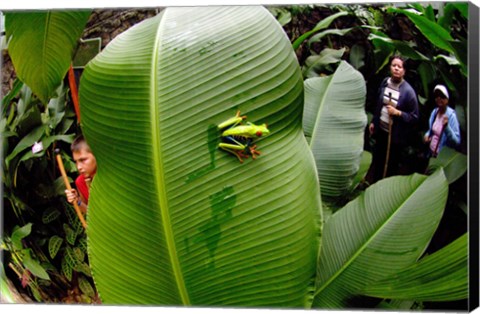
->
[256,131,263,137]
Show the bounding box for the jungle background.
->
[0,2,474,311]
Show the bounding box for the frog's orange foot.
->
[249,145,261,159]
[236,110,247,121]
[230,150,248,164]
[235,150,250,163]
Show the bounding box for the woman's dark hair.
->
[390,55,408,69]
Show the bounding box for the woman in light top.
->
[424,84,461,157]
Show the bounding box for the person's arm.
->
[77,193,88,215]
[65,189,88,214]
[369,122,375,135]
[443,110,461,146]
[370,79,388,135]
[424,109,436,143]
[396,87,419,124]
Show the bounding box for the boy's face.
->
[73,148,97,179]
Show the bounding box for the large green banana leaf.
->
[427,147,467,184]
[387,7,454,54]
[311,169,448,308]
[303,61,367,200]
[292,11,348,50]
[1,262,15,303]
[361,233,468,302]
[388,6,467,75]
[5,11,90,104]
[80,7,322,307]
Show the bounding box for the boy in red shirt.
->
[65,135,97,214]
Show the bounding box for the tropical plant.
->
[80,6,321,306]
[78,6,467,309]
[1,83,97,302]
[363,3,469,164]
[301,3,469,144]
[2,223,50,301]
[5,11,91,104]
[311,169,449,308]
[427,146,467,184]
[303,61,367,203]
[292,11,349,50]
[2,10,97,303]
[362,232,468,302]
[1,80,96,302]
[316,2,469,190]
[2,4,470,310]
[371,3,468,104]
[267,6,292,27]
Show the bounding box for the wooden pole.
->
[55,149,87,229]
[383,93,393,179]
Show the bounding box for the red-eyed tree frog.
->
[217,111,270,163]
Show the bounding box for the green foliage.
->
[349,151,372,194]
[10,223,32,250]
[267,7,292,26]
[1,77,95,302]
[349,44,366,70]
[368,32,429,65]
[388,6,467,77]
[5,11,91,104]
[1,260,16,303]
[78,276,95,298]
[302,48,346,78]
[292,11,349,50]
[427,147,467,184]
[81,6,321,306]
[42,208,61,224]
[308,27,354,47]
[63,224,77,246]
[3,4,469,310]
[6,224,50,282]
[313,170,448,308]
[48,236,63,259]
[362,232,468,301]
[303,61,367,201]
[22,249,50,280]
[389,7,454,52]
[311,169,449,308]
[2,8,98,303]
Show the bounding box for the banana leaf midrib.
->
[441,154,459,168]
[83,6,322,306]
[308,77,331,149]
[150,11,190,305]
[361,233,468,301]
[41,12,52,89]
[312,175,428,300]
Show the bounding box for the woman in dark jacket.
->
[369,55,419,182]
